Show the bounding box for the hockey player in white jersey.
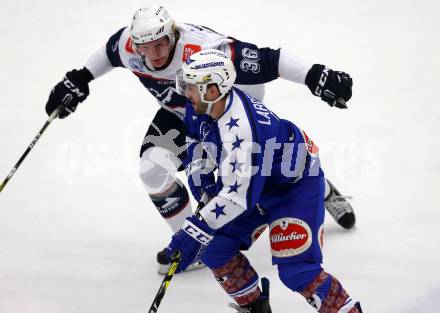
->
[44,5,355,273]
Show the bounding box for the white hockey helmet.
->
[130,5,176,46]
[177,49,236,112]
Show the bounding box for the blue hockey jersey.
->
[184,87,321,230]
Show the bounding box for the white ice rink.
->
[1,1,439,312]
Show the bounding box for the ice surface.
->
[1,1,439,312]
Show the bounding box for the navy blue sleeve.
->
[229,39,280,85]
[105,27,126,68]
[182,102,201,167]
[183,102,199,141]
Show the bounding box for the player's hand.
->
[166,215,213,272]
[185,159,217,202]
[45,68,93,119]
[305,64,353,109]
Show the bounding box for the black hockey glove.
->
[45,67,93,118]
[305,64,353,109]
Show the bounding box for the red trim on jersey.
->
[132,71,170,81]
[125,38,135,54]
[168,103,186,108]
[228,39,235,62]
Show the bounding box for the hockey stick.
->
[195,192,210,216]
[148,197,208,313]
[0,106,62,194]
[148,252,181,313]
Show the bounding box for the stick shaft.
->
[0,108,61,193]
[148,256,180,313]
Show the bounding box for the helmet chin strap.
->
[201,93,226,115]
[199,102,213,116]
[141,55,156,71]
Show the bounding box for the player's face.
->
[185,84,204,113]
[135,36,173,68]
[185,84,220,115]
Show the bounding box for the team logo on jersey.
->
[182,44,201,62]
[147,86,177,106]
[200,121,212,141]
[125,38,135,54]
[269,218,312,257]
[251,224,268,243]
[300,130,319,157]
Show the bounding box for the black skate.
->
[229,277,272,313]
[156,248,206,275]
[355,301,363,312]
[325,179,356,229]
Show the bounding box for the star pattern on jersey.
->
[211,203,226,219]
[232,135,244,151]
[225,117,240,130]
[229,159,244,173]
[228,181,241,193]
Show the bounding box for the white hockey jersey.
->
[84,23,310,119]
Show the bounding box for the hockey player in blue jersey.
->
[44,5,355,273]
[167,49,362,312]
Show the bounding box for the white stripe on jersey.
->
[200,90,255,230]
